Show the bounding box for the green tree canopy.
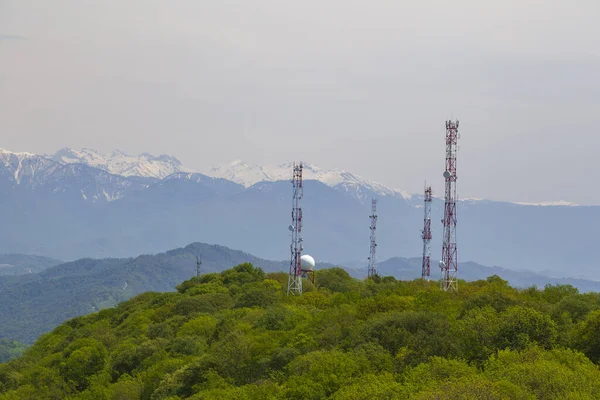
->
[1,263,600,399]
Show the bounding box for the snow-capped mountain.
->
[0,148,62,186]
[38,163,148,202]
[0,148,146,202]
[50,148,196,179]
[0,147,597,281]
[206,160,410,202]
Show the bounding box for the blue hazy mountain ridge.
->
[0,150,597,280]
[0,254,61,276]
[377,257,600,293]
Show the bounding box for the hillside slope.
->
[0,254,61,276]
[2,264,600,398]
[0,243,291,344]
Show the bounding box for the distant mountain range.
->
[207,160,407,202]
[2,241,600,344]
[0,147,595,280]
[376,257,600,293]
[48,149,408,202]
[0,148,147,203]
[0,254,61,276]
[50,148,194,180]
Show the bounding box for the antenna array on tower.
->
[441,120,459,291]
[367,198,378,279]
[421,186,432,280]
[287,162,304,295]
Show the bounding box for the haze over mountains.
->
[0,147,595,280]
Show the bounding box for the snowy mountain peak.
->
[228,160,247,167]
[50,148,196,179]
[205,160,405,201]
[0,148,61,184]
[0,148,36,157]
[207,160,286,188]
[0,148,146,202]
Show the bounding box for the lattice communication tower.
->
[441,120,459,291]
[287,162,304,295]
[421,186,432,280]
[196,256,202,278]
[367,199,378,278]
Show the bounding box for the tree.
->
[315,268,356,293]
[494,306,557,351]
[573,309,600,363]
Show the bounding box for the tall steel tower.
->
[196,256,202,278]
[367,199,378,278]
[441,120,459,291]
[421,186,432,280]
[287,162,304,295]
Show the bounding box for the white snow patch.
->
[393,189,414,200]
[0,148,35,157]
[101,189,123,202]
[512,200,579,207]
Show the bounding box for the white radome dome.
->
[301,254,315,270]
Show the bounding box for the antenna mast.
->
[196,256,202,278]
[287,162,304,295]
[367,198,378,278]
[421,186,432,280]
[441,120,459,291]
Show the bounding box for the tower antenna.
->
[196,256,202,278]
[287,162,304,295]
[421,185,432,280]
[441,120,459,291]
[367,198,378,279]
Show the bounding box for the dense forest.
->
[2,263,600,399]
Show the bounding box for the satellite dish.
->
[443,171,451,179]
[439,260,446,268]
[288,225,294,231]
[301,254,316,270]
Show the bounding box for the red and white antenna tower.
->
[421,185,432,280]
[441,120,459,291]
[367,198,378,278]
[287,162,304,295]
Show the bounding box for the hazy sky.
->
[1,1,599,204]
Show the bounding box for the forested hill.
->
[0,243,301,344]
[2,265,600,399]
[0,254,61,276]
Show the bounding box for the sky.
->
[1,0,599,204]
